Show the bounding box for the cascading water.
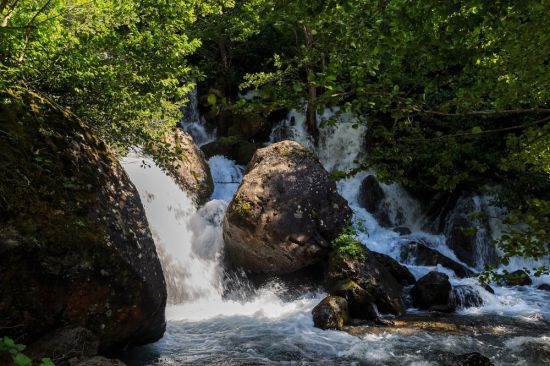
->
[121,106,550,365]
[180,89,215,146]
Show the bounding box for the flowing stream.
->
[120,105,550,365]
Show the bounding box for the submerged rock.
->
[455,352,493,366]
[157,129,213,205]
[312,296,349,330]
[450,286,485,309]
[537,283,550,291]
[400,241,475,278]
[223,140,352,275]
[0,90,166,351]
[411,271,453,311]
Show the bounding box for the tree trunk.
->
[303,25,318,145]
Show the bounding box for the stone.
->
[312,296,349,330]
[27,326,99,364]
[357,175,392,227]
[201,135,257,165]
[157,129,213,205]
[223,140,352,275]
[393,226,412,235]
[442,193,499,269]
[450,286,484,309]
[0,90,166,352]
[455,352,493,366]
[370,251,416,286]
[537,283,550,291]
[400,241,475,278]
[411,271,452,310]
[326,248,407,316]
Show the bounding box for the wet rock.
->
[0,90,166,351]
[411,271,452,310]
[455,352,493,366]
[442,193,499,269]
[27,326,99,365]
[326,248,407,316]
[330,280,378,320]
[537,283,550,291]
[503,270,532,286]
[358,175,391,227]
[479,282,495,294]
[201,135,257,165]
[393,226,412,235]
[400,241,475,278]
[72,356,127,366]
[156,129,213,205]
[312,296,349,330]
[450,286,484,309]
[223,140,352,275]
[371,251,416,285]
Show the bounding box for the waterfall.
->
[180,89,215,146]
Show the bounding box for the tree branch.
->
[421,108,550,117]
[405,115,550,142]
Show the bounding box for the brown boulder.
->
[326,247,408,316]
[157,129,213,205]
[312,296,349,330]
[0,90,166,352]
[223,141,352,275]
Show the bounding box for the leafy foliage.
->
[331,226,366,263]
[0,336,54,366]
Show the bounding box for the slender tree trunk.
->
[303,25,318,145]
[1,0,18,27]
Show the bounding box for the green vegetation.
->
[331,226,366,263]
[2,1,548,273]
[0,336,54,366]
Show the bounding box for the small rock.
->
[537,283,550,291]
[455,352,493,366]
[371,251,416,286]
[312,296,349,330]
[451,286,484,309]
[411,271,452,310]
[400,241,475,278]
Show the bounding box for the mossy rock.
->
[0,89,166,352]
[201,135,257,165]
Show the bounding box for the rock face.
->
[27,326,99,364]
[400,241,475,278]
[0,90,166,351]
[223,140,352,275]
[357,175,392,227]
[312,296,349,330]
[411,272,452,311]
[326,248,409,316]
[441,193,499,269]
[158,129,213,205]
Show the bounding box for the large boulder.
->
[0,90,166,351]
[223,140,352,275]
[312,296,349,330]
[326,246,408,316]
[411,271,452,311]
[400,241,475,278]
[157,129,213,205]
